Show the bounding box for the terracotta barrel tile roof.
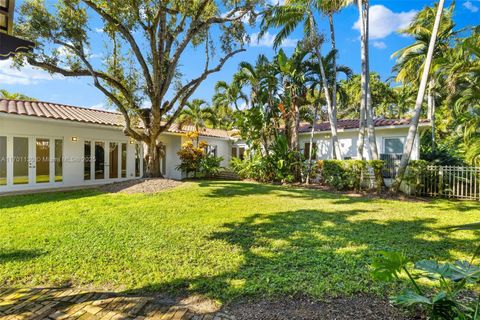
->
[298,118,430,133]
[0,99,232,139]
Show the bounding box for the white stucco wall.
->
[0,114,234,192]
[299,126,423,160]
[0,114,142,193]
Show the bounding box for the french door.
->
[84,140,128,181]
[0,135,63,188]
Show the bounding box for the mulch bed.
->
[99,178,183,194]
[223,294,421,320]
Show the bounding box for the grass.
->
[0,180,479,302]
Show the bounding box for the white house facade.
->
[0,99,429,193]
[0,99,235,193]
[298,119,430,161]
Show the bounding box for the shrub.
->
[403,160,430,195]
[177,133,223,178]
[321,160,385,191]
[200,154,224,177]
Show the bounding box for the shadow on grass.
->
[0,249,44,264]
[130,207,476,302]
[0,189,105,210]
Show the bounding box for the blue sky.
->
[0,0,478,111]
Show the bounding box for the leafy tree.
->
[14,0,259,177]
[338,73,396,118]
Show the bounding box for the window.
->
[13,137,29,185]
[121,143,127,178]
[304,142,317,159]
[109,142,119,179]
[84,141,91,180]
[95,142,105,179]
[0,136,6,186]
[231,147,237,158]
[239,147,245,160]
[384,137,405,155]
[205,145,217,157]
[54,140,63,182]
[36,138,50,183]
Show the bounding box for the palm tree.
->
[392,0,446,191]
[213,81,247,111]
[0,89,36,101]
[261,0,344,159]
[178,99,216,144]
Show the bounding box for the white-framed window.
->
[205,145,217,157]
[383,137,405,155]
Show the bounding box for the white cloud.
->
[249,31,298,48]
[463,1,479,12]
[373,41,387,49]
[353,5,417,40]
[95,27,104,33]
[268,0,285,5]
[0,60,61,85]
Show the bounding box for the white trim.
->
[298,123,431,136]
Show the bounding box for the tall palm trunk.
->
[427,79,436,151]
[364,0,379,160]
[306,102,319,184]
[314,46,343,160]
[392,0,445,192]
[356,0,367,160]
[307,13,342,160]
[328,12,341,160]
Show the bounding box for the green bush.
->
[404,160,430,195]
[200,154,224,177]
[230,134,303,183]
[321,160,385,191]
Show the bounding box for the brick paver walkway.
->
[0,288,234,320]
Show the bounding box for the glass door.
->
[0,136,6,186]
[95,142,105,179]
[36,138,50,183]
[109,142,118,179]
[13,137,29,185]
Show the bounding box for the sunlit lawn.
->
[0,181,478,301]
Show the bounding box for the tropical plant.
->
[0,89,36,101]
[372,251,480,319]
[261,0,344,159]
[178,99,216,142]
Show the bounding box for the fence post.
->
[438,166,444,196]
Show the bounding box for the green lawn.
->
[0,181,478,301]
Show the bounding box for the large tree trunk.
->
[392,0,445,192]
[356,0,367,160]
[364,1,379,160]
[306,103,319,184]
[145,140,163,178]
[314,46,343,160]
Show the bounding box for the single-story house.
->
[0,98,429,193]
[298,119,430,161]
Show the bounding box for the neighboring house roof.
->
[0,99,232,139]
[298,118,430,134]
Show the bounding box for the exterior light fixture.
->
[71,137,78,142]
[129,139,135,144]
[0,0,35,60]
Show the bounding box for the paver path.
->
[0,288,234,320]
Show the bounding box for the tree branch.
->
[82,0,154,96]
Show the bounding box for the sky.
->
[0,0,478,111]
